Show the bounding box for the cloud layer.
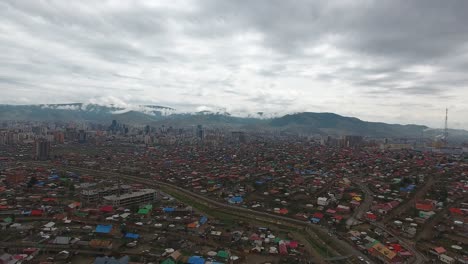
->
[1,0,468,128]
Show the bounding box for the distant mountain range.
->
[1,103,467,142]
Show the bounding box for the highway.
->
[29,161,375,263]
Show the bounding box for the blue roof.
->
[229,196,243,204]
[400,184,416,192]
[95,224,112,233]
[187,256,205,264]
[163,207,175,212]
[125,233,139,239]
[199,216,208,225]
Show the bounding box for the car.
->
[358,256,364,261]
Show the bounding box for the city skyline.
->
[1,1,468,128]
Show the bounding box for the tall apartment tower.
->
[196,125,204,140]
[35,138,51,160]
[78,130,87,143]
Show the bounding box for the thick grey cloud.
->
[1,0,468,128]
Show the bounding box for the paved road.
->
[382,175,435,223]
[344,177,428,264]
[0,241,163,257]
[29,161,375,263]
[370,222,428,264]
[346,181,374,228]
[416,195,468,241]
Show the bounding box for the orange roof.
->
[372,243,397,259]
[187,222,198,228]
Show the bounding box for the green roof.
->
[365,240,380,249]
[3,217,12,223]
[74,211,88,217]
[161,258,175,264]
[217,250,229,258]
[138,208,149,215]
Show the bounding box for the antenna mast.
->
[444,108,449,144]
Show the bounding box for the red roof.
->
[42,198,57,202]
[31,210,43,216]
[288,241,298,248]
[449,208,463,215]
[366,213,377,220]
[415,202,434,211]
[249,233,260,241]
[312,212,324,219]
[334,215,344,220]
[433,247,446,254]
[279,243,288,255]
[390,244,402,252]
[99,206,113,213]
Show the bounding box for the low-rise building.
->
[81,184,131,204]
[103,189,157,207]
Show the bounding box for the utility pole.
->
[117,161,121,198]
[444,108,449,143]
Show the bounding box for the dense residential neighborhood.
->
[0,120,467,263]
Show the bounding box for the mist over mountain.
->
[270,112,429,138]
[1,103,467,141]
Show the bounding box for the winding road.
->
[346,181,374,228]
[28,161,374,263]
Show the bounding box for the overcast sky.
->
[1,0,468,128]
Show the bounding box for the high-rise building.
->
[64,127,77,142]
[196,125,204,140]
[78,130,87,143]
[343,135,363,148]
[231,131,246,143]
[35,138,51,160]
[53,131,65,144]
[109,120,119,134]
